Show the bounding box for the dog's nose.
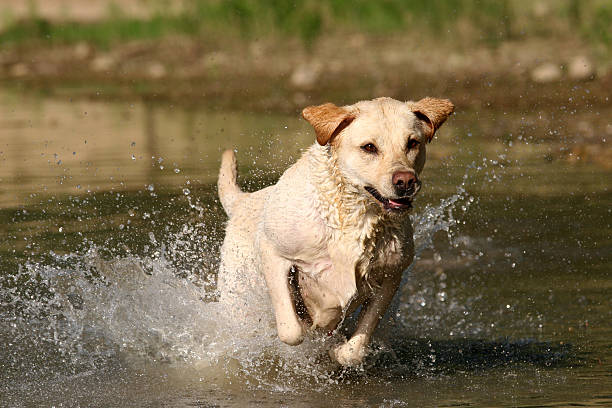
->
[392,171,417,193]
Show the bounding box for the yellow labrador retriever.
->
[218,97,453,366]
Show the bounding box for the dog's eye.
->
[361,143,378,154]
[406,139,420,150]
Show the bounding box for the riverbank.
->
[1,0,610,168]
[2,32,610,168]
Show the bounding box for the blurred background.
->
[1,1,611,407]
[1,0,611,205]
[1,1,611,98]
[1,0,611,106]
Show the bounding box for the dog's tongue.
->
[387,199,408,209]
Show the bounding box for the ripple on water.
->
[0,166,594,404]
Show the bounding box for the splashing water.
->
[0,174,475,392]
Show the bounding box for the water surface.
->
[1,89,610,407]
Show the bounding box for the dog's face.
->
[303,97,454,213]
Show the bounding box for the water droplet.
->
[131,154,136,160]
[58,227,63,232]
[174,168,181,174]
[183,188,190,195]
[147,184,154,191]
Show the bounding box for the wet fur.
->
[217,97,453,366]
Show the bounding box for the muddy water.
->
[0,89,611,407]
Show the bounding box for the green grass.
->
[0,15,200,48]
[0,0,610,50]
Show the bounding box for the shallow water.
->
[1,89,611,407]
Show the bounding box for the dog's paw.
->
[329,335,367,367]
[277,322,304,346]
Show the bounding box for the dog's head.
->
[302,97,454,213]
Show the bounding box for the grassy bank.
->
[0,0,610,51]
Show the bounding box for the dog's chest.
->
[296,220,404,303]
[356,221,405,283]
[330,218,406,291]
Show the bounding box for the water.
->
[1,89,611,407]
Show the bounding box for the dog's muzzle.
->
[364,186,418,212]
[392,171,421,197]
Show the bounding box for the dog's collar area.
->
[364,186,413,211]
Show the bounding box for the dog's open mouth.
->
[364,186,413,211]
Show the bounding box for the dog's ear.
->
[409,97,454,142]
[302,103,355,146]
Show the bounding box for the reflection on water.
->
[0,88,611,407]
[0,89,309,207]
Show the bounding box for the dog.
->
[217,97,454,366]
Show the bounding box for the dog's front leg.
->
[259,237,304,346]
[330,268,403,366]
